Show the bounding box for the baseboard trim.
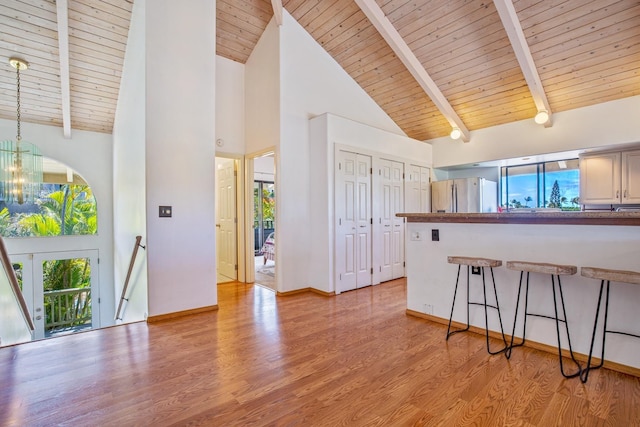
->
[406,309,640,378]
[147,305,219,323]
[277,287,335,297]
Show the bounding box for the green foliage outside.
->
[0,185,97,237]
[548,180,561,208]
[254,185,275,225]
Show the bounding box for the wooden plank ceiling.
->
[1,0,639,140]
[0,0,133,134]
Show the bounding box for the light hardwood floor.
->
[1,279,639,426]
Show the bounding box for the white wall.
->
[145,0,217,316]
[245,19,280,155]
[253,156,274,182]
[431,95,640,168]
[0,119,115,327]
[112,0,147,323]
[216,56,245,155]
[277,10,411,293]
[309,114,433,293]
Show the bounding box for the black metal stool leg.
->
[447,265,470,339]
[506,271,531,359]
[581,280,610,383]
[551,274,582,379]
[482,267,507,355]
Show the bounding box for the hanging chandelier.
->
[1,58,43,205]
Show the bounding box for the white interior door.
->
[407,164,431,213]
[390,161,405,279]
[380,160,394,282]
[336,150,372,293]
[419,166,431,212]
[217,158,237,280]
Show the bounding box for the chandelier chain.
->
[16,63,21,142]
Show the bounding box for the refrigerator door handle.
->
[454,184,458,213]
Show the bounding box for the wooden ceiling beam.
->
[56,0,72,138]
[493,0,552,127]
[271,0,283,26]
[354,0,470,142]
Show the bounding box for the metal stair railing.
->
[115,236,145,321]
[0,235,34,332]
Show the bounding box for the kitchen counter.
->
[398,211,640,226]
[401,211,640,373]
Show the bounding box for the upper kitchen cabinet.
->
[580,149,640,204]
[622,150,640,204]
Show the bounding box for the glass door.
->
[254,181,275,255]
[10,250,100,340]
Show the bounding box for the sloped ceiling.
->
[1,0,639,141]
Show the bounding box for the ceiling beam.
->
[493,0,552,127]
[271,0,283,26]
[56,0,72,138]
[354,0,470,142]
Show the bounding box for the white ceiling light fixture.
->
[0,58,43,205]
[534,110,550,125]
[450,127,463,140]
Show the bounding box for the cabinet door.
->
[622,150,640,203]
[580,152,621,204]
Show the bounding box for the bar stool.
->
[505,261,581,379]
[446,256,507,355]
[580,267,640,383]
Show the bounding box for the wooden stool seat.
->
[506,261,577,276]
[581,267,640,285]
[448,256,502,268]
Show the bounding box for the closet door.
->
[407,164,431,213]
[380,159,405,281]
[336,150,372,292]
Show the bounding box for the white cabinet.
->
[622,150,640,203]
[580,149,640,204]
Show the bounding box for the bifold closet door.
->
[336,150,372,293]
[380,159,405,281]
[407,164,431,213]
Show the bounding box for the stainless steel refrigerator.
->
[431,178,498,213]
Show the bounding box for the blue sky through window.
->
[501,160,580,209]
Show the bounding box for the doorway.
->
[253,154,276,291]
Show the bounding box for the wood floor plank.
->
[1,278,639,426]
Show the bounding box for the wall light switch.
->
[159,206,172,218]
[431,229,439,241]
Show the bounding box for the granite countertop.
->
[396,211,640,226]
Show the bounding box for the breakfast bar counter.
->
[398,211,640,226]
[398,211,640,373]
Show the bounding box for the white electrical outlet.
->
[424,304,433,314]
[410,231,422,241]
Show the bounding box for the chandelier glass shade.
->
[0,139,43,205]
[1,58,43,205]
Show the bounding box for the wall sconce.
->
[450,127,462,140]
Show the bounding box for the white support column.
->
[146,0,217,317]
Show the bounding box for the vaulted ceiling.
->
[2,0,639,141]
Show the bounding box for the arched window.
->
[0,157,97,237]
